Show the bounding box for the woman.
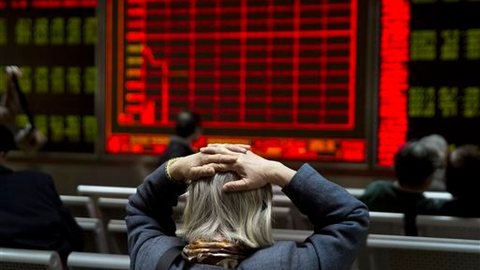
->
[126,144,369,270]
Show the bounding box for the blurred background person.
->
[359,140,443,214]
[420,134,449,191]
[158,110,202,166]
[0,66,46,152]
[439,144,480,217]
[359,140,444,235]
[0,125,84,264]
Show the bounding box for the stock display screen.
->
[377,0,480,166]
[0,0,97,153]
[106,0,367,163]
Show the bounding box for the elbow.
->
[350,202,370,244]
[354,199,370,231]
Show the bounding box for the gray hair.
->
[420,134,448,163]
[178,172,273,248]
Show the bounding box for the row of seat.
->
[368,212,480,239]
[71,204,480,256]
[0,247,129,270]
[65,184,477,236]
[2,234,479,270]
[360,234,480,270]
[2,184,473,269]
[75,185,453,200]
[59,185,477,263]
[68,184,454,231]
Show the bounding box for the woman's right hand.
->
[200,144,296,191]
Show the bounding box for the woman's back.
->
[126,146,369,270]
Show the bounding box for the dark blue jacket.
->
[0,165,84,262]
[126,164,369,270]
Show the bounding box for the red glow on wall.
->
[106,133,365,162]
[377,0,410,166]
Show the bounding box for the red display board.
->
[105,0,366,162]
[377,0,409,166]
[378,0,480,166]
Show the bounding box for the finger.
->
[188,165,215,180]
[207,143,250,150]
[202,153,237,164]
[223,144,250,153]
[206,143,224,147]
[200,147,235,155]
[223,178,251,192]
[5,66,21,77]
[5,66,12,75]
[233,144,251,149]
[200,146,218,154]
[12,66,21,76]
[200,146,227,153]
[208,163,235,172]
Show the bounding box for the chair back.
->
[417,215,480,240]
[107,220,129,254]
[0,247,62,270]
[67,252,130,270]
[368,212,405,235]
[75,217,108,253]
[365,234,480,270]
[77,185,136,199]
[61,195,95,218]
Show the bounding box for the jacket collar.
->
[170,135,191,148]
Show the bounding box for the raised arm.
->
[282,164,369,270]
[0,66,22,126]
[1,66,46,151]
[125,152,237,269]
[200,145,369,270]
[127,145,368,270]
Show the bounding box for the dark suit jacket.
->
[438,198,480,217]
[126,163,369,270]
[158,136,194,166]
[0,165,84,262]
[359,181,441,214]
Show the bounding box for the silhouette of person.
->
[0,125,84,264]
[439,144,480,217]
[158,110,202,166]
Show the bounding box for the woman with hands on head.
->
[126,144,369,270]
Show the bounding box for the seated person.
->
[127,144,369,270]
[158,110,202,166]
[0,125,83,263]
[439,144,480,217]
[420,134,448,190]
[359,140,442,214]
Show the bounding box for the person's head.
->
[446,145,480,199]
[420,134,448,166]
[394,141,441,191]
[175,110,202,142]
[0,125,16,160]
[179,172,273,248]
